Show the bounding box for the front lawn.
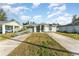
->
[8,33,71,56]
[0,35,6,40]
[57,32,79,40]
[0,33,16,41]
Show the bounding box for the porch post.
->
[13,26,15,33]
[34,26,36,32]
[40,25,42,32]
[2,25,5,34]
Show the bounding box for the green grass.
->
[57,32,79,40]
[0,35,6,40]
[0,32,16,41]
[8,33,71,56]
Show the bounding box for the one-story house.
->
[58,15,79,33]
[58,24,79,33]
[0,21,22,34]
[23,23,58,32]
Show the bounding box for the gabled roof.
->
[0,20,21,26]
[0,21,9,25]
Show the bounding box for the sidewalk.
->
[0,33,31,56]
[48,33,79,55]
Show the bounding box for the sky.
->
[0,3,79,25]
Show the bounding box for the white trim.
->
[34,26,36,32]
[13,26,15,33]
[40,25,42,32]
[2,25,5,34]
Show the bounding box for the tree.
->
[23,21,30,25]
[10,19,15,21]
[0,9,7,21]
[72,15,77,24]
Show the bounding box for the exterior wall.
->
[44,25,49,32]
[66,26,74,32]
[24,24,58,32]
[58,25,79,33]
[27,28,33,32]
[51,26,57,32]
[73,26,79,33]
[43,25,57,32]
[14,26,21,32]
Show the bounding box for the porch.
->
[26,25,44,32]
[0,25,20,34]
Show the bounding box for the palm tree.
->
[0,9,7,21]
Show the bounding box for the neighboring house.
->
[0,21,22,34]
[23,23,58,32]
[58,24,79,33]
[58,15,79,33]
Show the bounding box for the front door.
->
[36,26,40,32]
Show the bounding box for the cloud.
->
[33,15,42,20]
[1,4,29,15]
[53,4,66,12]
[7,3,16,5]
[47,4,72,25]
[52,13,72,25]
[32,3,40,8]
[20,15,31,20]
[47,4,66,19]
[11,6,29,14]
[47,11,61,19]
[32,15,43,23]
[57,16,72,25]
[48,3,62,9]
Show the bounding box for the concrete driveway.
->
[48,33,79,55]
[0,33,31,56]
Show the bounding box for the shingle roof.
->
[0,21,9,25]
